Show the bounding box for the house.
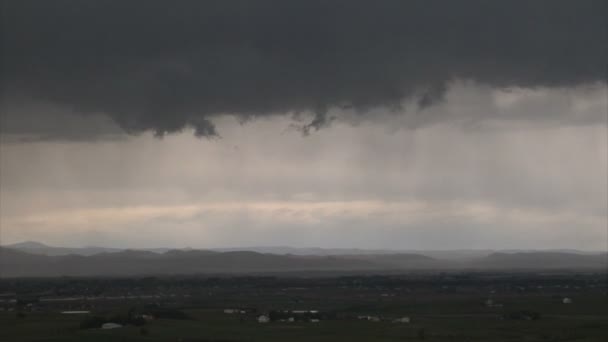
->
[227,307,256,314]
[393,317,410,323]
[485,299,503,308]
[101,323,123,329]
[292,310,318,314]
[257,315,270,323]
[310,318,320,323]
[562,297,573,304]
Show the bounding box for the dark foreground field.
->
[1,272,607,341]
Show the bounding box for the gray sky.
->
[0,1,606,250]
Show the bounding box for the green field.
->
[1,274,607,341]
[2,297,607,341]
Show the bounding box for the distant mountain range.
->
[476,251,607,269]
[4,241,171,256]
[0,242,605,277]
[7,241,603,258]
[0,247,435,277]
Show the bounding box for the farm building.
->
[393,317,410,323]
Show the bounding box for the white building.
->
[562,297,573,304]
[393,317,410,323]
[485,299,503,308]
[257,315,270,323]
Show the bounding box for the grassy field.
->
[1,274,607,341]
[2,296,607,341]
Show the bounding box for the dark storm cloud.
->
[1,0,606,138]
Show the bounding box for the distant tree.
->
[79,316,105,329]
[417,328,426,340]
[505,310,541,320]
[130,316,146,326]
[149,308,189,320]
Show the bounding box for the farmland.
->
[1,272,606,341]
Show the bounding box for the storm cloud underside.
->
[2,0,606,139]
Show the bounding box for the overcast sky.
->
[1,1,606,250]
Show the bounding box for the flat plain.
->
[1,272,606,341]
